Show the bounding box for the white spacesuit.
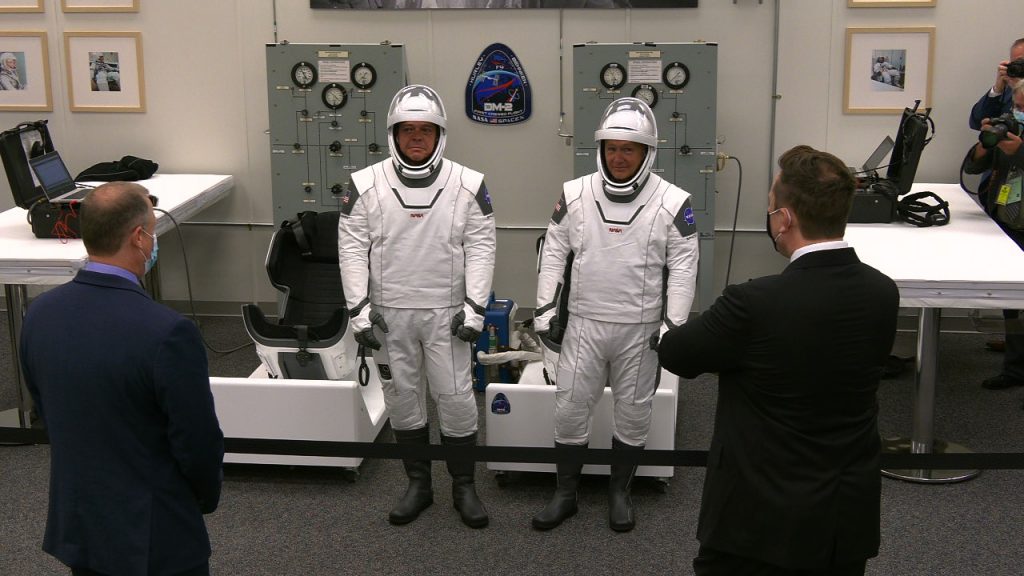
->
[337,85,495,529]
[532,97,699,533]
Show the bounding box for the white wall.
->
[0,0,1018,312]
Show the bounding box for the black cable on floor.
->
[154,208,253,355]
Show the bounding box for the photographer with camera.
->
[963,81,1024,400]
[969,38,1024,131]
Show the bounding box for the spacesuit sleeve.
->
[337,185,372,327]
[664,196,699,329]
[461,180,496,331]
[534,191,571,333]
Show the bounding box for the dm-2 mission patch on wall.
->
[465,43,531,126]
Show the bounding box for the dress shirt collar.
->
[84,261,141,286]
[790,240,849,263]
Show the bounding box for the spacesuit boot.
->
[389,426,434,525]
[531,442,586,530]
[441,432,489,528]
[608,436,642,532]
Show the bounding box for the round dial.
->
[321,83,348,110]
[663,62,690,90]
[599,62,626,90]
[291,61,317,89]
[631,84,658,108]
[352,62,377,89]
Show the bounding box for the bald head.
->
[80,182,153,257]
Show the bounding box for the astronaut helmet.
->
[0,53,15,71]
[594,97,658,195]
[387,84,447,179]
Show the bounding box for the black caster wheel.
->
[653,477,670,493]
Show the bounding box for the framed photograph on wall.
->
[848,0,935,7]
[0,31,52,112]
[844,27,934,114]
[64,31,144,112]
[0,0,43,13]
[62,0,138,12]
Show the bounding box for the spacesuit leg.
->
[421,307,478,437]
[373,307,429,432]
[606,321,661,532]
[372,307,433,525]
[607,321,661,446]
[535,318,607,530]
[553,317,609,445]
[423,307,487,527]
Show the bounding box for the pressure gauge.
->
[291,61,317,89]
[631,83,658,108]
[599,62,626,90]
[663,62,690,90]
[322,83,348,110]
[352,62,377,89]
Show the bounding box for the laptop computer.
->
[849,135,895,179]
[28,151,93,204]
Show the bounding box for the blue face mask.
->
[1014,109,1024,124]
[141,229,158,274]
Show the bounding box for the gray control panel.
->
[266,42,406,223]
[573,42,717,310]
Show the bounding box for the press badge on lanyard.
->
[996,169,1022,206]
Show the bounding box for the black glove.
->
[450,310,482,343]
[649,331,660,351]
[550,322,563,343]
[537,321,563,345]
[354,310,389,351]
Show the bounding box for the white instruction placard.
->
[319,60,351,84]
[627,60,662,84]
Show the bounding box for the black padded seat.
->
[242,211,355,380]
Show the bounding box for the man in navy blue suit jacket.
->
[20,182,224,576]
[659,146,899,576]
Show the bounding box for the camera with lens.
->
[1007,58,1024,79]
[979,112,1023,149]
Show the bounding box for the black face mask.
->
[765,208,786,253]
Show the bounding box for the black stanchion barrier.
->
[3,426,1024,470]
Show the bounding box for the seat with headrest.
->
[242,211,355,380]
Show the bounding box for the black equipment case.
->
[0,120,82,239]
[848,101,933,225]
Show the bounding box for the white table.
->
[0,174,233,284]
[1,174,234,426]
[845,183,1024,482]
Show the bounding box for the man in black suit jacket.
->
[20,182,224,576]
[659,145,899,576]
